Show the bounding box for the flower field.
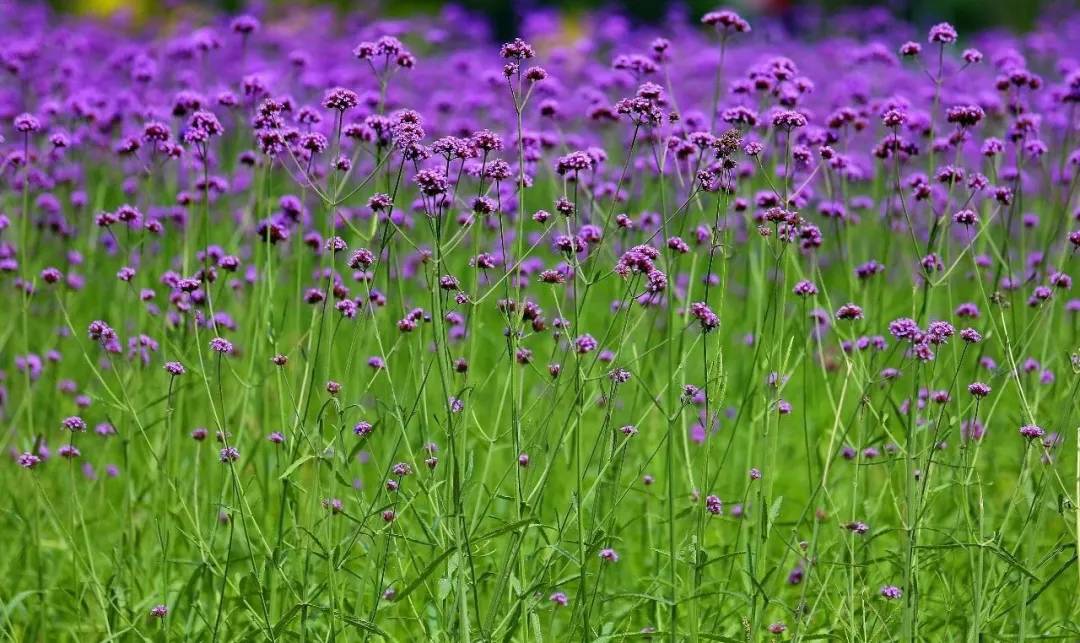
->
[1,2,1079,640]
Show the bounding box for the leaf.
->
[239,573,262,603]
[0,590,40,625]
[333,469,354,490]
[474,518,538,543]
[278,454,315,480]
[437,577,452,602]
[272,603,303,636]
[531,612,544,643]
[308,604,386,636]
[768,496,784,528]
[395,548,456,602]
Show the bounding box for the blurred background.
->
[55,0,1053,35]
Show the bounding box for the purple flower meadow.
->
[1,2,1077,640]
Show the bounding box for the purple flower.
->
[788,566,804,585]
[209,337,234,354]
[845,521,870,535]
[928,22,958,44]
[574,334,598,354]
[500,38,535,60]
[880,585,903,600]
[88,320,117,345]
[1019,425,1045,440]
[960,328,983,343]
[772,110,807,129]
[793,280,817,296]
[322,87,359,112]
[14,113,41,133]
[705,495,723,515]
[230,14,260,35]
[689,302,720,331]
[926,321,954,344]
[836,303,864,321]
[962,420,986,442]
[899,41,922,57]
[888,318,920,341]
[701,10,751,33]
[17,452,41,469]
[62,416,88,432]
[414,170,449,197]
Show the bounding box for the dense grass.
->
[1,3,1078,641]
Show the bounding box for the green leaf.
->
[767,495,784,532]
[395,548,456,602]
[474,518,538,542]
[437,577,452,602]
[278,454,315,480]
[239,573,262,603]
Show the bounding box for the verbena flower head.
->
[960,328,983,343]
[928,22,958,44]
[209,337,234,354]
[322,87,359,112]
[574,334,597,354]
[500,38,535,60]
[18,452,42,469]
[793,280,817,296]
[836,303,864,321]
[1019,425,1044,440]
[701,9,751,34]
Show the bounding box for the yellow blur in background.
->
[75,0,150,19]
